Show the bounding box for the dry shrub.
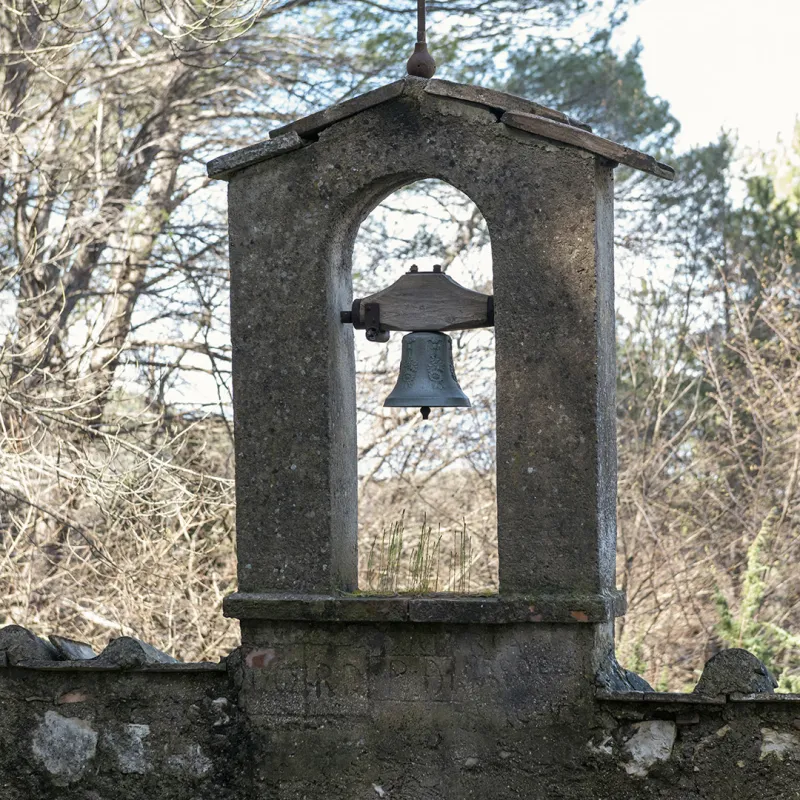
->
[0,401,238,662]
[616,267,800,690]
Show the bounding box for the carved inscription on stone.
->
[245,644,306,715]
[244,645,367,717]
[369,656,455,703]
[305,646,368,716]
[243,633,581,718]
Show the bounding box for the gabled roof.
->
[207,76,674,181]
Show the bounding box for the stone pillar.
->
[226,165,359,593]
[493,159,617,597]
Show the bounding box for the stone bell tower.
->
[208,74,674,792]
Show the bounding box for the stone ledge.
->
[207,131,305,179]
[2,660,227,673]
[501,110,675,181]
[597,690,800,706]
[223,590,626,623]
[729,692,800,703]
[270,79,408,140]
[597,690,725,706]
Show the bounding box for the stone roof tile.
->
[208,76,674,181]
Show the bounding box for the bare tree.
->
[0,0,614,656]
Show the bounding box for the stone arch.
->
[227,90,615,601]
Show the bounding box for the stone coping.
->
[268,77,583,141]
[597,690,800,706]
[501,111,675,181]
[2,660,227,673]
[223,590,626,623]
[206,131,303,179]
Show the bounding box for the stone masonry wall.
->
[3,624,800,799]
[0,663,239,799]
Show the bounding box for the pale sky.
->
[618,0,800,153]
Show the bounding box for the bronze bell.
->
[384,332,470,419]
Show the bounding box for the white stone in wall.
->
[587,735,614,756]
[32,710,98,785]
[760,728,800,761]
[623,720,677,777]
[103,723,151,774]
[167,743,212,777]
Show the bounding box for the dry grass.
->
[359,474,497,594]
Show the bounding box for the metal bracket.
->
[345,299,389,342]
[363,302,389,343]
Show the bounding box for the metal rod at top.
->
[407,0,436,77]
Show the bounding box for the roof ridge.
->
[269,76,589,141]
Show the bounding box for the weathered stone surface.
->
[95,636,178,667]
[596,654,654,693]
[0,625,58,664]
[224,591,625,623]
[0,661,238,798]
[102,723,150,774]
[269,79,407,139]
[694,648,778,698]
[49,634,96,660]
[622,719,676,777]
[760,727,800,760]
[167,743,213,776]
[226,80,618,599]
[210,77,674,183]
[502,110,675,180]
[206,131,305,179]
[32,710,98,785]
[1,642,800,797]
[423,78,575,125]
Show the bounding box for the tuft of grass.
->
[363,512,483,595]
[366,512,405,594]
[408,514,442,593]
[450,519,472,594]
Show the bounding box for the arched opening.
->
[351,179,497,594]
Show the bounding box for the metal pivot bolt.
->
[364,303,390,343]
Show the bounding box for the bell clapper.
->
[420,406,431,420]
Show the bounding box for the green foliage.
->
[655,667,671,693]
[622,636,648,676]
[729,175,800,303]
[628,136,734,268]
[714,508,800,692]
[503,32,679,150]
